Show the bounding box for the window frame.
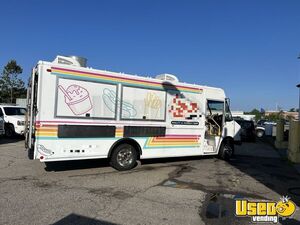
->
[55,76,118,120]
[120,85,167,122]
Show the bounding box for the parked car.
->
[0,105,26,137]
[0,117,4,136]
[255,119,277,137]
[235,119,256,142]
[255,126,265,138]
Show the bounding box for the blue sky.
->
[0,0,299,111]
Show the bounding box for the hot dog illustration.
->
[102,88,136,118]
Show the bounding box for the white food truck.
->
[25,56,241,170]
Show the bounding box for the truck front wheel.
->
[218,140,234,160]
[110,143,138,171]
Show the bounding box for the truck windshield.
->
[207,100,224,115]
[4,107,26,116]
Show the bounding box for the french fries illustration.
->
[144,92,162,118]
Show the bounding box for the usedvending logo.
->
[235,196,297,223]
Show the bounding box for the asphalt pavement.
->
[0,137,299,225]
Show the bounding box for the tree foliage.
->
[289,108,299,112]
[0,60,26,103]
[289,108,295,112]
[265,111,284,121]
[245,108,262,121]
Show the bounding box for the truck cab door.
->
[223,99,241,142]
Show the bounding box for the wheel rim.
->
[6,128,12,137]
[257,131,263,137]
[224,144,233,157]
[116,147,133,167]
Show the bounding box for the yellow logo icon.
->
[235,196,296,223]
[275,196,296,217]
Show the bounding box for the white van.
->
[25,55,241,170]
[0,105,26,137]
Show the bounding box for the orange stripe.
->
[154,137,198,140]
[152,140,198,143]
[36,128,58,132]
[148,143,199,146]
[36,131,57,134]
[36,133,57,137]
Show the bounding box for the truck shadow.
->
[44,158,111,172]
[52,213,119,225]
[229,144,300,207]
[141,155,213,165]
[44,155,214,172]
[0,136,24,145]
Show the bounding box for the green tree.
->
[289,108,295,112]
[245,108,262,121]
[0,60,26,103]
[265,111,284,121]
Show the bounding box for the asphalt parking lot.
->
[0,138,300,225]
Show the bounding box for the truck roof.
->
[38,59,226,98]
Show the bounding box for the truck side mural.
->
[25,55,241,170]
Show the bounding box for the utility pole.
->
[297,83,300,120]
[298,54,300,120]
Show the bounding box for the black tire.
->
[218,140,234,160]
[110,143,138,171]
[28,147,34,160]
[256,130,264,138]
[5,124,15,138]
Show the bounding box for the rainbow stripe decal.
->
[36,124,58,138]
[36,125,124,139]
[35,123,200,149]
[144,135,200,149]
[115,127,124,137]
[51,67,203,94]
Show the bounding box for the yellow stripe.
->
[36,134,57,137]
[36,131,57,134]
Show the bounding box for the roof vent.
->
[155,73,179,82]
[53,55,87,67]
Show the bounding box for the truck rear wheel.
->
[218,140,234,160]
[110,143,137,171]
[5,124,15,138]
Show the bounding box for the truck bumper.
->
[14,125,25,135]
